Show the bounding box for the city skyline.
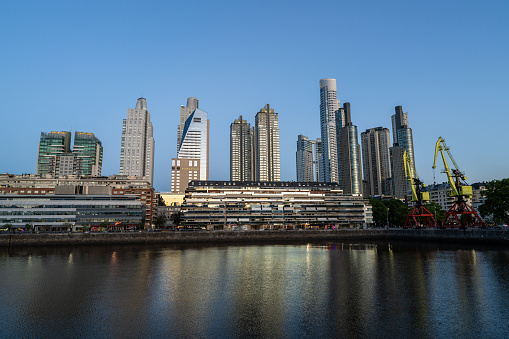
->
[2,1,508,191]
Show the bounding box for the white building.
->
[319,78,340,183]
[254,104,280,181]
[120,98,155,185]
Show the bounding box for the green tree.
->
[383,199,409,227]
[154,215,167,228]
[368,198,388,227]
[479,179,509,225]
[423,202,446,224]
[170,212,182,226]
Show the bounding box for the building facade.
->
[230,115,252,181]
[336,103,362,195]
[319,78,340,183]
[0,173,155,227]
[120,97,155,185]
[177,97,199,150]
[36,131,102,177]
[296,135,315,182]
[171,158,200,193]
[361,127,392,197]
[254,104,280,181]
[390,106,415,199]
[181,181,372,229]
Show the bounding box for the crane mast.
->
[432,137,484,228]
[403,150,437,228]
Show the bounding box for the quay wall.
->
[1,229,509,247]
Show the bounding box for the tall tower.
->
[120,98,155,185]
[254,104,280,181]
[230,115,252,181]
[314,138,322,182]
[177,108,209,180]
[337,103,362,195]
[390,105,415,199]
[36,131,71,176]
[73,132,103,177]
[177,97,199,150]
[319,79,340,183]
[296,135,315,182]
[361,127,392,197]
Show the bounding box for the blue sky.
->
[1,0,508,192]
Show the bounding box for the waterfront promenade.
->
[1,228,509,247]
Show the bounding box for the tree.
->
[479,179,509,225]
[154,215,167,228]
[170,212,182,226]
[383,199,409,227]
[368,198,388,227]
[423,202,446,224]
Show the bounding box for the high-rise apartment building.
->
[319,79,340,183]
[296,135,315,182]
[390,106,415,199]
[230,115,252,181]
[36,131,102,177]
[177,97,199,150]
[361,127,392,197]
[171,105,209,193]
[336,103,362,195]
[119,98,155,185]
[254,104,280,181]
[314,138,322,182]
[73,132,103,177]
[37,131,71,176]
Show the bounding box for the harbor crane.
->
[403,150,438,228]
[432,137,485,228]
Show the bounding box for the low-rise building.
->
[181,181,372,229]
[0,173,155,227]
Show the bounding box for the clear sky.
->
[1,0,508,192]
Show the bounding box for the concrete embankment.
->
[1,229,509,247]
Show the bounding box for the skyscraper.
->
[319,79,340,183]
[296,135,314,182]
[119,98,155,185]
[37,131,71,176]
[315,138,322,182]
[390,105,415,199]
[171,105,210,193]
[230,115,252,181]
[36,131,102,177]
[177,97,199,150]
[337,103,362,195]
[254,104,280,181]
[361,127,392,197]
[73,132,103,177]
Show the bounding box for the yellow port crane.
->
[404,150,438,228]
[432,137,485,228]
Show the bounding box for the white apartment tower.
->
[254,104,280,181]
[120,98,155,185]
[177,97,199,150]
[319,78,340,183]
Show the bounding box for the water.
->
[1,241,509,338]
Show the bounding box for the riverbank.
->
[1,229,509,247]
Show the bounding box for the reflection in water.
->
[1,242,509,338]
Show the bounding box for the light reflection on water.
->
[1,242,509,338]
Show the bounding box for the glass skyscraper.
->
[230,115,252,181]
[319,78,340,183]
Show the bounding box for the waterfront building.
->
[361,127,392,197]
[296,135,314,182]
[36,131,72,176]
[0,194,144,231]
[319,78,340,183]
[315,138,322,182]
[336,103,362,195]
[73,132,103,177]
[390,106,415,199]
[181,181,372,229]
[424,182,482,212]
[254,104,280,181]
[230,115,252,181]
[170,158,200,193]
[120,98,155,185]
[0,173,155,228]
[177,97,199,150]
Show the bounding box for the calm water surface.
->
[1,241,509,338]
